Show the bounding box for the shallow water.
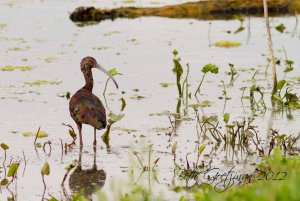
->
[0,0,300,200]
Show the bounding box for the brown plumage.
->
[69,56,118,146]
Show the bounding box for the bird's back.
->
[69,88,107,129]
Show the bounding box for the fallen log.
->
[70,0,300,23]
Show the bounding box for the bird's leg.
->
[77,123,83,146]
[93,143,97,170]
[93,127,97,147]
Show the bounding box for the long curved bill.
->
[96,64,119,89]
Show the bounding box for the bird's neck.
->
[83,70,93,92]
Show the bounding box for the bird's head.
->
[80,56,118,89]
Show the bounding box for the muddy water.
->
[0,0,300,200]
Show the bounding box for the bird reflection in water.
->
[69,147,106,198]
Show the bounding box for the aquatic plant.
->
[103,68,122,96]
[263,0,278,94]
[194,63,219,96]
[41,162,50,199]
[172,50,183,97]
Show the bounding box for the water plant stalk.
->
[263,0,278,94]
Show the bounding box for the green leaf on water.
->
[234,26,245,34]
[35,143,42,148]
[1,178,8,186]
[7,162,19,177]
[108,68,122,76]
[159,83,175,88]
[198,145,206,155]
[0,143,9,150]
[108,113,125,124]
[65,161,77,171]
[223,113,230,124]
[22,132,32,137]
[37,130,48,138]
[202,64,219,74]
[275,23,286,33]
[214,41,241,48]
[277,80,286,90]
[41,162,50,176]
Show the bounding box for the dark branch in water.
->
[70,0,300,24]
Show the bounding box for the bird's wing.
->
[69,91,106,129]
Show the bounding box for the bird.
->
[69,56,118,146]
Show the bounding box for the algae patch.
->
[214,41,241,48]
[0,65,33,72]
[25,80,62,86]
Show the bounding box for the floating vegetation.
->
[152,127,169,132]
[57,92,71,100]
[103,31,121,36]
[275,23,286,33]
[0,37,26,42]
[149,111,178,117]
[214,40,241,48]
[25,80,62,86]
[130,95,145,100]
[22,130,48,138]
[159,82,175,88]
[44,57,57,63]
[0,65,33,72]
[93,46,110,51]
[7,47,29,51]
[112,126,137,133]
[188,100,211,108]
